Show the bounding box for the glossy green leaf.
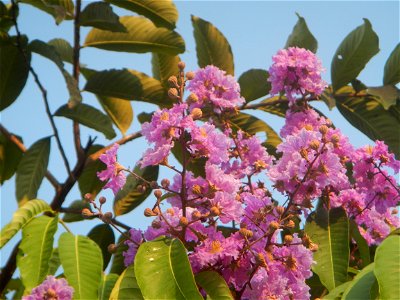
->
[285,13,318,53]
[238,69,271,102]
[256,96,289,117]
[0,36,30,111]
[350,220,370,268]
[323,281,351,300]
[152,53,180,90]
[306,272,326,299]
[84,16,185,54]
[54,103,116,139]
[16,137,51,205]
[135,237,202,300]
[98,96,133,135]
[99,273,119,300]
[374,235,400,299]
[0,199,51,249]
[331,19,379,91]
[105,0,178,29]
[367,85,398,110]
[62,200,92,223]
[58,233,103,300]
[78,145,106,198]
[110,233,129,275]
[0,132,23,184]
[17,216,58,292]
[84,69,168,106]
[20,0,73,23]
[109,265,143,300]
[383,43,400,85]
[195,271,233,300]
[171,140,206,177]
[113,165,159,216]
[80,2,126,32]
[305,207,349,291]
[48,248,60,275]
[191,15,234,75]
[370,278,379,300]
[335,94,400,158]
[88,224,115,270]
[48,38,73,64]
[342,263,376,300]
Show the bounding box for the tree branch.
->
[0,241,20,295]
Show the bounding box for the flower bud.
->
[299,148,309,159]
[168,88,179,100]
[190,108,203,120]
[239,228,253,238]
[177,61,186,70]
[144,208,157,217]
[150,181,158,189]
[192,210,201,220]
[392,208,398,215]
[161,178,170,188]
[330,134,340,144]
[275,206,284,215]
[179,216,189,226]
[309,140,320,151]
[186,93,199,104]
[269,221,280,231]
[286,220,295,228]
[81,208,93,218]
[319,125,329,135]
[167,76,178,88]
[99,196,106,205]
[154,189,162,199]
[255,253,267,268]
[102,212,113,223]
[210,206,221,216]
[84,193,93,201]
[108,243,118,253]
[284,235,293,245]
[166,208,175,216]
[186,71,195,80]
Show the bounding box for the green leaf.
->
[113,165,159,216]
[374,235,400,299]
[305,207,349,291]
[152,53,180,89]
[98,96,133,135]
[48,248,60,275]
[84,69,168,106]
[238,69,271,102]
[350,220,370,268]
[0,132,23,184]
[195,271,233,300]
[62,200,92,223]
[342,263,376,300]
[335,94,400,158]
[16,137,51,205]
[367,85,399,110]
[105,0,178,29]
[135,237,202,300]
[110,233,129,275]
[80,2,126,32]
[99,273,119,300]
[29,39,81,107]
[17,216,58,292]
[383,43,400,85]
[54,103,116,139]
[48,38,73,64]
[323,281,352,300]
[285,13,318,53]
[0,36,30,111]
[0,199,51,249]
[58,233,103,300]
[109,265,143,300]
[88,224,115,270]
[191,15,234,75]
[0,2,16,32]
[20,0,73,24]
[84,16,185,55]
[256,96,289,117]
[306,272,326,299]
[370,278,379,300]
[331,19,379,91]
[78,144,106,198]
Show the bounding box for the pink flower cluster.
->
[268,47,327,104]
[23,276,74,300]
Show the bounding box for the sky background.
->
[1,0,399,272]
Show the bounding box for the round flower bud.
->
[154,189,162,199]
[275,206,285,215]
[102,212,113,223]
[309,140,320,151]
[392,208,398,215]
[144,208,157,217]
[161,178,170,188]
[186,71,195,80]
[284,235,293,245]
[319,125,329,135]
[186,93,199,104]
[107,243,118,253]
[330,134,340,144]
[190,108,203,120]
[255,253,267,268]
[81,208,93,217]
[84,193,93,201]
[150,181,158,189]
[269,221,280,231]
[239,228,253,238]
[210,206,221,216]
[167,76,178,88]
[286,220,295,228]
[299,148,309,159]
[168,88,179,100]
[99,196,106,205]
[179,216,189,227]
[177,61,186,70]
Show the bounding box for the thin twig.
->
[0,241,20,294]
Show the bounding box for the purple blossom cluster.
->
[94,58,399,299]
[23,276,74,300]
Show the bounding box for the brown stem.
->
[0,241,20,295]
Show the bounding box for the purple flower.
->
[187,65,245,112]
[97,143,126,195]
[123,228,144,266]
[268,47,327,104]
[22,276,74,300]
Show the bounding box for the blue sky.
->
[1,1,399,267]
